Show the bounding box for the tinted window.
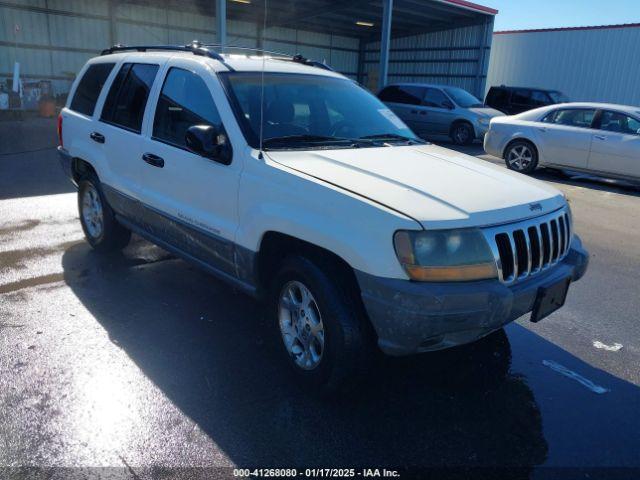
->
[600,111,640,135]
[511,89,532,105]
[543,109,596,128]
[423,88,450,108]
[69,63,114,116]
[101,63,159,133]
[378,85,424,105]
[153,68,223,148]
[530,90,550,106]
[486,87,510,107]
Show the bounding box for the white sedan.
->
[484,102,640,181]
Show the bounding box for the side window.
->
[541,110,558,123]
[379,86,423,105]
[600,111,640,135]
[487,87,509,107]
[69,63,115,116]
[152,68,223,148]
[511,89,531,105]
[101,63,159,133]
[423,88,450,108]
[530,90,550,106]
[547,109,596,128]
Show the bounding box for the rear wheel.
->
[270,255,371,394]
[504,140,538,174]
[78,174,131,252]
[450,122,474,146]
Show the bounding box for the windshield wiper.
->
[359,133,426,145]
[262,134,374,150]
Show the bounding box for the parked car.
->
[484,102,640,181]
[378,83,503,145]
[485,85,570,115]
[57,44,589,392]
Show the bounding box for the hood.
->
[267,144,565,229]
[469,106,505,118]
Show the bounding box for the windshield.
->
[549,90,570,103]
[220,72,419,150]
[443,87,483,108]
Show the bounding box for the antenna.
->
[258,0,268,159]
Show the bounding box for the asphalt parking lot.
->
[1,118,639,478]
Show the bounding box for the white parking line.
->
[542,360,610,394]
[593,341,623,352]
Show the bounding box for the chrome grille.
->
[482,207,572,284]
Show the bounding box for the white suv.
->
[58,43,589,392]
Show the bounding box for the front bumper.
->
[356,235,589,356]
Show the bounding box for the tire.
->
[450,122,474,146]
[78,173,131,252]
[270,255,371,394]
[504,140,539,174]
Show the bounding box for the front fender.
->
[235,162,419,279]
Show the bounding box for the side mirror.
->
[185,125,232,164]
[442,100,455,110]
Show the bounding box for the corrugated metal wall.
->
[364,18,494,97]
[0,0,360,96]
[486,26,640,107]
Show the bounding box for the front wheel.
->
[271,255,371,393]
[450,122,474,146]
[78,174,131,252]
[504,140,538,174]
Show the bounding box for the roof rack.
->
[100,41,334,72]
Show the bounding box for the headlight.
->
[477,117,490,126]
[394,229,497,282]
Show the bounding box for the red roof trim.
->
[439,0,498,15]
[495,23,640,35]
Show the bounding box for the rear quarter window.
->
[69,63,115,116]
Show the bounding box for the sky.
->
[482,0,640,31]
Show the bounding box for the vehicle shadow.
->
[61,239,549,473]
[60,239,640,474]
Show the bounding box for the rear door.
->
[588,110,640,179]
[137,58,242,277]
[536,108,597,169]
[421,87,456,135]
[378,85,427,135]
[97,60,161,201]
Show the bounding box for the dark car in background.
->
[485,85,570,115]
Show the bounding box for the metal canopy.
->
[166,0,496,40]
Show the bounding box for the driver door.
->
[137,58,242,277]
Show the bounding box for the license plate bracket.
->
[530,277,571,323]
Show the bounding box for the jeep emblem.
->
[529,203,543,212]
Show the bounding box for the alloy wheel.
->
[278,280,325,370]
[507,145,533,171]
[81,184,104,239]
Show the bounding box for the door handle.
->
[142,152,164,168]
[537,127,547,132]
[594,135,607,140]
[90,132,105,143]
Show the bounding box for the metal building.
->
[486,23,640,107]
[0,0,496,105]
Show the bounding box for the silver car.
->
[378,83,504,145]
[484,102,640,181]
